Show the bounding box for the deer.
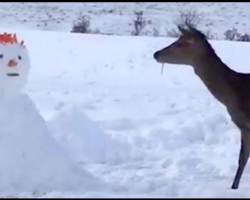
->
[153,24,250,190]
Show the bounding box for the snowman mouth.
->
[7,73,19,77]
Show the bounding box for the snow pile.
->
[0,94,105,194]
[48,107,132,164]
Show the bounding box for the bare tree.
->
[176,9,202,28]
[132,11,146,36]
[71,12,91,34]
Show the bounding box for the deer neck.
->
[192,53,238,106]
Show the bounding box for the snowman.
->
[0,33,105,195]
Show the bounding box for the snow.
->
[0,93,105,194]
[47,107,133,164]
[5,29,246,198]
[1,2,250,198]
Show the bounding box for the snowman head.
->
[0,33,30,97]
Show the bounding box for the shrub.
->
[71,13,91,34]
[224,28,250,42]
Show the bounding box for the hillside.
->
[0,3,250,40]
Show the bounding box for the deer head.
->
[154,24,210,66]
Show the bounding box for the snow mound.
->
[0,94,105,194]
[47,107,131,164]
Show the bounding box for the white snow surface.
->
[1,2,250,198]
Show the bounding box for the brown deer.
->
[153,24,250,190]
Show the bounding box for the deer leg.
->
[231,131,250,189]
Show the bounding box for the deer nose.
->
[154,51,160,60]
[8,59,18,68]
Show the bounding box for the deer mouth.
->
[155,59,165,64]
[7,73,19,77]
[154,51,167,64]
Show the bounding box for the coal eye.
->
[18,56,22,60]
[0,54,3,59]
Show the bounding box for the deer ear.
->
[177,25,190,37]
[178,25,186,35]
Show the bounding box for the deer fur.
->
[153,24,250,189]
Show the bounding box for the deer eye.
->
[176,41,190,48]
[0,54,3,59]
[176,42,186,47]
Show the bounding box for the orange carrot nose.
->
[8,59,18,67]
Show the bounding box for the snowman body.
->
[0,33,103,194]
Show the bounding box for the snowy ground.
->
[0,28,248,198]
[1,2,250,198]
[1,3,250,39]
